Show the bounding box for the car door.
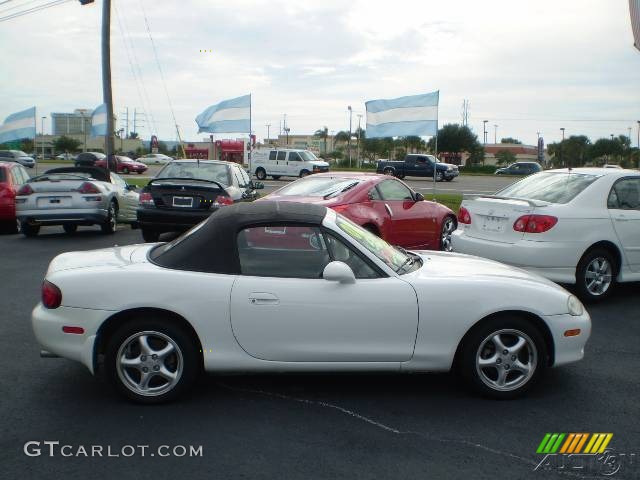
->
[376,179,435,248]
[287,151,303,176]
[410,156,431,177]
[229,224,419,362]
[110,173,138,222]
[274,150,287,175]
[607,177,640,271]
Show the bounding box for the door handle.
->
[248,292,280,305]
[384,203,393,216]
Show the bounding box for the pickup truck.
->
[376,154,459,181]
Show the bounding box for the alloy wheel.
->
[440,217,455,251]
[584,257,612,296]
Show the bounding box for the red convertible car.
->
[260,173,457,251]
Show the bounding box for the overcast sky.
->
[0,0,638,146]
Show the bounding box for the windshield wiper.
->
[323,182,360,199]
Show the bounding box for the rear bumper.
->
[137,206,217,232]
[451,229,581,283]
[17,208,108,226]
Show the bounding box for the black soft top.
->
[150,201,328,274]
[43,166,111,183]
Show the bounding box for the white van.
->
[251,148,329,180]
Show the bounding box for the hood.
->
[47,244,152,274]
[436,162,458,170]
[310,160,330,167]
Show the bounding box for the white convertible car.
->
[33,202,590,403]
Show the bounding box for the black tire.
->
[63,224,78,234]
[458,315,547,399]
[104,316,199,404]
[445,177,454,182]
[142,228,160,243]
[383,167,395,176]
[575,248,617,302]
[255,168,267,180]
[435,171,444,182]
[299,169,311,178]
[122,167,130,175]
[101,201,117,234]
[271,175,281,180]
[20,221,40,237]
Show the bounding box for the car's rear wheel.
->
[142,228,160,242]
[255,168,266,180]
[383,167,394,176]
[440,216,456,251]
[271,175,281,180]
[63,224,77,234]
[459,315,547,399]
[20,221,39,237]
[576,248,616,302]
[105,318,199,404]
[101,201,117,234]
[122,167,130,174]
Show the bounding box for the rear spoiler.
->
[462,194,551,207]
[148,177,227,191]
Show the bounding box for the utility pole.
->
[348,105,352,167]
[494,124,498,144]
[357,114,362,168]
[101,0,115,172]
[265,123,271,145]
[560,127,566,168]
[41,116,46,162]
[483,120,488,144]
[121,107,129,138]
[461,99,469,126]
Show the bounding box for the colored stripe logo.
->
[537,433,613,454]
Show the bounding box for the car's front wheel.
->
[435,171,444,182]
[459,315,547,399]
[105,318,199,403]
[101,202,117,234]
[255,168,266,180]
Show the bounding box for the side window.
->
[377,179,414,201]
[415,156,427,165]
[238,225,330,278]
[17,167,29,184]
[289,152,301,162]
[368,187,382,200]
[269,151,277,161]
[277,151,287,161]
[608,178,640,210]
[10,169,20,185]
[325,234,379,279]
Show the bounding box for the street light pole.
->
[101,0,115,172]
[483,120,488,144]
[357,113,362,168]
[560,127,565,168]
[41,117,46,162]
[348,106,353,168]
[265,123,271,145]
[494,124,498,144]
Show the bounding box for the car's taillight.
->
[513,214,558,233]
[458,206,471,224]
[139,192,154,205]
[77,182,101,194]
[42,280,62,309]
[214,195,233,206]
[17,184,34,196]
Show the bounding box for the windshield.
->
[156,162,230,185]
[300,151,320,161]
[276,177,361,198]
[495,172,599,204]
[334,214,419,273]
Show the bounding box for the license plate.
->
[50,198,61,204]
[482,216,505,232]
[172,196,193,208]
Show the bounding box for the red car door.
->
[376,179,438,249]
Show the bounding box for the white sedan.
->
[452,168,640,301]
[33,202,590,403]
[137,153,173,165]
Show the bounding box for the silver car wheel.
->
[475,329,537,392]
[584,257,612,296]
[109,204,117,231]
[441,217,455,252]
[116,330,184,397]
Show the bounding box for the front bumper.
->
[137,206,217,232]
[17,208,108,226]
[444,170,459,179]
[544,311,591,367]
[32,304,113,374]
[451,229,581,284]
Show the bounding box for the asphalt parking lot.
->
[1,226,639,479]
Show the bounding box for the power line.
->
[0,0,44,15]
[0,0,72,23]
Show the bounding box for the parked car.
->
[376,154,459,181]
[75,151,106,167]
[55,153,77,161]
[138,153,174,165]
[15,166,139,236]
[33,201,590,403]
[452,168,640,301]
[260,172,457,250]
[0,150,36,168]
[494,162,542,175]
[136,159,263,242]
[251,148,329,180]
[95,156,148,175]
[603,164,622,169]
[0,161,30,233]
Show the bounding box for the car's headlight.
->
[447,165,452,171]
[567,295,584,316]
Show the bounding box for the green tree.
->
[53,135,82,154]
[333,131,350,143]
[20,139,34,153]
[427,123,483,164]
[314,126,329,154]
[589,137,624,165]
[495,149,517,166]
[128,132,139,139]
[547,135,592,168]
[500,137,522,144]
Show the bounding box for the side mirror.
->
[322,261,356,284]
[414,192,424,202]
[252,181,264,190]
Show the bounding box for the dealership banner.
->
[365,91,439,138]
[0,106,36,144]
[195,94,251,134]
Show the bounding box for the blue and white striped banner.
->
[631,0,640,51]
[196,94,251,134]
[0,107,36,144]
[90,103,107,137]
[365,91,439,138]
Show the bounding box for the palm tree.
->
[333,130,350,144]
[314,126,329,154]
